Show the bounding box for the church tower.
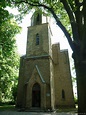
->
[26,10,52,57]
[17,10,75,111]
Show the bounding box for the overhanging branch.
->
[50,10,74,51]
[11,0,75,51]
[60,0,79,44]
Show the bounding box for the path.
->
[0,111,78,115]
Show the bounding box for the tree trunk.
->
[74,60,86,114]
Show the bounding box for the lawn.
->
[0,105,16,111]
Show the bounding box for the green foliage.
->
[72,76,76,83]
[74,96,78,104]
[12,85,18,103]
[0,4,21,102]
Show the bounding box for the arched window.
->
[62,89,65,99]
[36,33,39,45]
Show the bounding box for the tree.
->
[0,3,21,102]
[8,0,86,113]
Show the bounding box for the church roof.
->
[25,65,45,85]
[35,65,45,83]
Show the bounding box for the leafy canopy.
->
[0,3,21,102]
[8,0,85,61]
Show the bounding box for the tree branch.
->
[60,0,79,44]
[48,9,74,51]
[11,0,75,51]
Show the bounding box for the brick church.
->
[16,10,75,111]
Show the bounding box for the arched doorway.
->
[32,83,41,107]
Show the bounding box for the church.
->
[16,11,75,111]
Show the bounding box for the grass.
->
[0,105,16,111]
[56,108,77,113]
